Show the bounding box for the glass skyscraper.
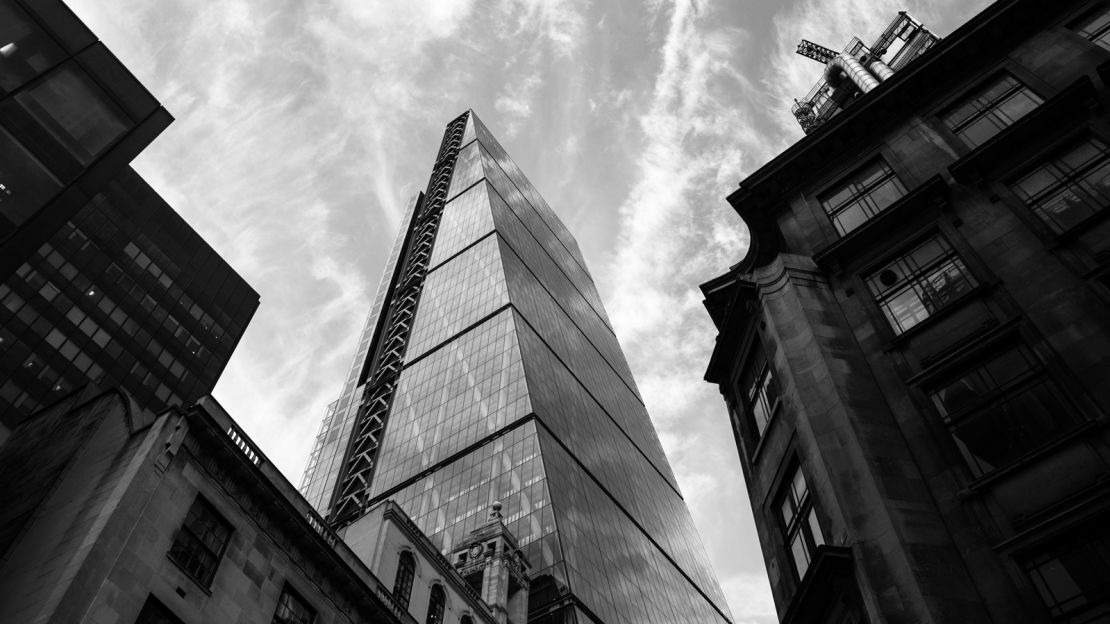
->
[301,111,731,624]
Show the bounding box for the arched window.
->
[426,584,445,624]
[393,551,415,610]
[460,616,474,624]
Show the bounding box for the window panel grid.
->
[867,234,977,334]
[371,310,531,497]
[167,498,231,587]
[1073,7,1110,51]
[819,160,907,235]
[1022,527,1110,622]
[406,235,509,361]
[1011,137,1110,233]
[273,586,315,624]
[941,74,1043,148]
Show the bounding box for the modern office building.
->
[702,0,1110,622]
[0,0,259,430]
[302,111,732,624]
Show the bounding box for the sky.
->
[67,0,991,621]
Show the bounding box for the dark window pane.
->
[14,65,131,164]
[426,584,446,624]
[942,74,1043,148]
[272,585,315,624]
[1073,7,1110,51]
[167,497,231,587]
[0,0,66,92]
[1011,137,1110,234]
[930,346,1083,476]
[867,234,977,334]
[778,463,823,582]
[819,160,907,235]
[1022,525,1110,622]
[393,551,415,609]
[0,125,60,228]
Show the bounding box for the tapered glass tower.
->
[301,111,731,624]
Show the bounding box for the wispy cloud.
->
[64,0,996,622]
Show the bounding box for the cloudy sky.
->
[68,0,991,621]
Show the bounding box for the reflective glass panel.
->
[1011,137,1110,233]
[14,64,131,164]
[819,159,907,235]
[941,74,1042,148]
[0,0,65,92]
[866,233,977,334]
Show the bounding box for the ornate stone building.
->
[702,0,1110,621]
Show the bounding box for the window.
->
[167,496,232,587]
[0,126,61,229]
[941,74,1043,148]
[929,344,1084,477]
[461,616,475,624]
[819,159,907,235]
[273,585,315,624]
[426,584,446,624]
[14,64,131,164]
[1010,137,1110,234]
[778,463,824,580]
[866,233,977,334]
[393,551,415,609]
[134,595,184,624]
[0,0,66,92]
[1072,7,1110,51]
[1021,525,1110,623]
[740,347,780,443]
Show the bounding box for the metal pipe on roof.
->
[825,53,880,93]
[869,59,896,82]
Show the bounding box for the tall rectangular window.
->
[778,463,824,581]
[741,348,780,441]
[819,159,907,235]
[866,233,977,334]
[1021,526,1110,622]
[1010,137,1110,234]
[929,344,1084,477]
[1072,7,1110,51]
[273,585,315,624]
[168,496,232,588]
[941,74,1043,148]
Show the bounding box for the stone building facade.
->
[702,0,1110,622]
[0,390,504,624]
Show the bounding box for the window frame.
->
[938,72,1045,149]
[774,460,825,583]
[393,550,416,610]
[272,583,316,624]
[167,495,233,589]
[1018,521,1110,623]
[924,342,1087,479]
[426,583,446,624]
[733,343,782,460]
[817,158,908,236]
[863,231,980,336]
[1006,134,1110,236]
[1070,4,1110,51]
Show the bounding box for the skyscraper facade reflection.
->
[301,111,731,624]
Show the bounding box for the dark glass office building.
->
[302,111,731,623]
[0,0,259,427]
